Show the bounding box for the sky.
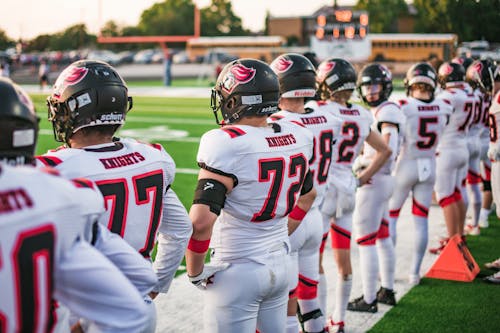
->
[1,0,356,41]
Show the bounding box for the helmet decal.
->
[222,64,256,94]
[317,61,335,81]
[53,66,89,98]
[439,63,454,76]
[380,65,392,79]
[273,57,294,73]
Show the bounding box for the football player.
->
[466,60,497,228]
[430,61,479,252]
[36,60,192,329]
[307,58,391,331]
[387,63,451,284]
[186,58,316,332]
[349,63,405,311]
[269,53,343,333]
[0,77,152,333]
[487,64,500,218]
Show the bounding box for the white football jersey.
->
[269,108,344,207]
[468,88,486,139]
[488,90,500,161]
[361,101,405,174]
[437,84,480,149]
[197,122,313,262]
[398,96,452,159]
[307,100,374,173]
[36,138,175,258]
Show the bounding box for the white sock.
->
[318,273,327,318]
[388,215,398,245]
[412,215,428,276]
[298,299,324,333]
[376,237,395,290]
[479,208,491,222]
[286,315,299,333]
[332,274,352,324]
[358,245,378,304]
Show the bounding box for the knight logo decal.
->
[318,61,336,81]
[439,63,454,76]
[221,64,256,94]
[273,57,293,73]
[53,66,89,99]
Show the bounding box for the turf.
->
[370,214,500,332]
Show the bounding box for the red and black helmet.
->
[47,60,133,143]
[270,53,316,99]
[211,58,279,125]
[316,58,357,99]
[466,59,496,94]
[404,62,437,97]
[357,63,393,107]
[0,77,39,165]
[437,62,466,87]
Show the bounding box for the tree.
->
[200,0,249,36]
[138,0,196,36]
[0,29,13,50]
[355,0,408,33]
[413,0,500,42]
[100,20,121,37]
[50,24,96,50]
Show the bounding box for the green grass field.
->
[31,93,500,331]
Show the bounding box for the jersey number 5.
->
[417,117,438,150]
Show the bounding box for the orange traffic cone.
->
[425,234,480,282]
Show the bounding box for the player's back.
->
[0,165,85,333]
[398,97,452,159]
[489,90,500,159]
[197,122,313,261]
[37,138,175,258]
[269,107,343,206]
[437,85,478,149]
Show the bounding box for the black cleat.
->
[377,287,396,306]
[347,295,378,313]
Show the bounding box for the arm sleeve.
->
[54,240,150,333]
[93,223,158,296]
[152,188,193,293]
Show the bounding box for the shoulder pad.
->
[268,114,284,122]
[71,178,96,189]
[442,99,451,105]
[36,155,63,167]
[39,166,61,176]
[398,99,408,106]
[220,126,247,138]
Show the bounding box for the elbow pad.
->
[301,170,313,195]
[192,179,227,215]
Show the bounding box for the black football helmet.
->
[437,62,466,88]
[357,63,393,107]
[452,56,474,71]
[270,53,316,98]
[0,77,39,165]
[466,59,495,94]
[211,58,279,125]
[47,60,133,144]
[316,58,357,100]
[404,62,437,97]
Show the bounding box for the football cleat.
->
[464,224,480,236]
[347,296,377,313]
[409,274,421,286]
[478,218,489,229]
[327,319,344,333]
[429,237,449,255]
[485,258,500,271]
[484,271,500,284]
[376,287,396,306]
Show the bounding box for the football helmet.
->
[466,59,495,94]
[452,56,474,71]
[404,62,437,97]
[357,63,393,107]
[270,53,316,98]
[211,58,279,125]
[0,77,39,165]
[316,58,357,99]
[47,60,133,143]
[437,62,466,87]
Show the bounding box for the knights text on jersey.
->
[36,138,176,257]
[0,164,91,333]
[307,100,373,171]
[398,97,452,159]
[269,108,344,206]
[196,122,313,261]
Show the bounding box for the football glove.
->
[188,263,230,290]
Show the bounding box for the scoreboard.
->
[315,10,369,40]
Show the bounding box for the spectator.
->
[39,59,50,91]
